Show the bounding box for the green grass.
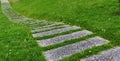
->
[1,0,120,61]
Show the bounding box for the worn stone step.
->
[1,0,9,3]
[32,26,80,37]
[37,30,92,47]
[1,2,28,22]
[28,20,47,25]
[81,47,120,61]
[2,6,21,19]
[44,37,109,61]
[28,21,49,26]
[32,25,70,33]
[33,22,64,30]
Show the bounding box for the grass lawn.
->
[0,0,120,61]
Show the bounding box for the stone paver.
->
[32,26,80,37]
[1,0,9,3]
[32,25,70,33]
[28,20,47,25]
[28,22,49,28]
[33,22,64,30]
[44,37,109,61]
[29,21,48,27]
[1,1,27,22]
[37,30,92,47]
[81,47,120,61]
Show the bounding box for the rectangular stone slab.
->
[1,0,9,3]
[37,30,92,47]
[32,25,70,33]
[81,47,120,61]
[44,37,109,61]
[33,22,64,30]
[29,22,48,26]
[29,20,47,25]
[32,26,80,37]
[28,20,49,27]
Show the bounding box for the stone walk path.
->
[44,37,109,61]
[32,26,80,37]
[37,30,92,47]
[2,0,119,61]
[1,0,28,22]
[81,47,120,61]
[32,24,70,33]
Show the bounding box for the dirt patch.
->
[116,13,120,16]
[115,12,120,16]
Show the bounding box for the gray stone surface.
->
[37,30,92,47]
[44,37,109,61]
[1,0,9,3]
[29,21,48,27]
[32,26,80,37]
[33,22,64,30]
[81,47,120,61]
[1,0,41,23]
[28,22,49,28]
[28,20,47,25]
[32,25,70,33]
[1,0,28,22]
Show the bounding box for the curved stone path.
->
[1,0,119,61]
